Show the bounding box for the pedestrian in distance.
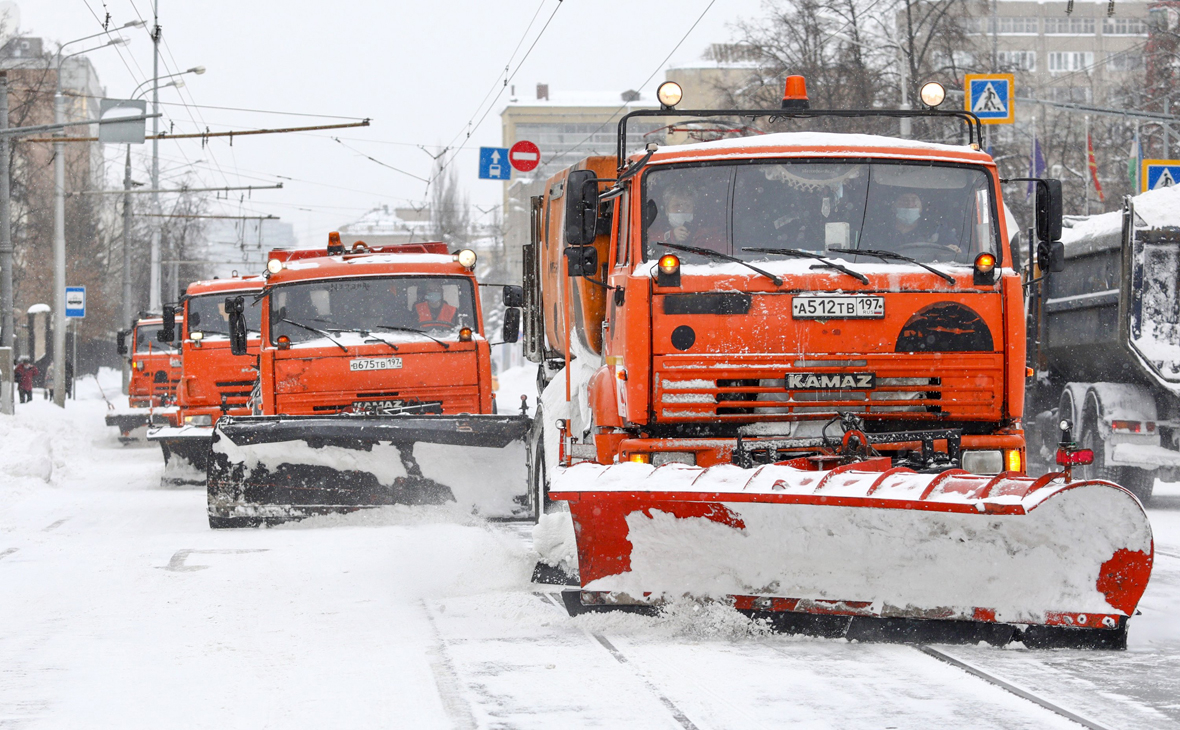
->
[14,357,37,404]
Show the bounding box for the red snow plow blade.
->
[550,458,1154,649]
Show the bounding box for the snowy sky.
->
[21,0,764,248]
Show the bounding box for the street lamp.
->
[51,32,131,408]
[130,66,204,100]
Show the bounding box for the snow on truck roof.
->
[1062,185,1180,249]
[185,275,266,297]
[645,131,990,165]
[273,253,472,283]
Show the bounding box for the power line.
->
[331,137,430,182]
[21,119,371,143]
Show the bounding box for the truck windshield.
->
[186,293,262,338]
[134,324,179,353]
[643,161,997,266]
[269,276,477,345]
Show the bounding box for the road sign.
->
[509,140,541,172]
[98,99,148,145]
[65,286,85,319]
[1141,159,1180,193]
[964,73,1015,125]
[479,147,511,180]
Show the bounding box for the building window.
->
[997,50,1037,71]
[964,16,1039,34]
[1044,17,1096,34]
[1106,51,1143,71]
[1102,17,1147,35]
[1048,51,1094,73]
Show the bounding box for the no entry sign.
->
[509,140,540,172]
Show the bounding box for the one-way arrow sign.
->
[479,147,511,180]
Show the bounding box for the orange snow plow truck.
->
[106,313,183,442]
[205,234,531,527]
[147,274,266,486]
[525,78,1154,648]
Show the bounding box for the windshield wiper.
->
[657,242,782,286]
[742,247,869,285]
[373,325,451,350]
[845,249,956,285]
[279,318,348,352]
[359,331,399,351]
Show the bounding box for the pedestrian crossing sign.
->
[964,73,1015,125]
[1140,159,1180,193]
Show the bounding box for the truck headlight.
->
[184,414,213,426]
[651,452,696,467]
[961,450,1003,475]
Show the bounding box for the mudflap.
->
[207,414,532,527]
[548,461,1155,649]
[148,426,213,487]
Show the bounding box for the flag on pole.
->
[1027,137,1047,201]
[1087,132,1105,203]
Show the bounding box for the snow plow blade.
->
[148,426,214,487]
[549,460,1154,649]
[207,414,533,527]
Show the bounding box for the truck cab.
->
[125,314,182,408]
[253,237,495,417]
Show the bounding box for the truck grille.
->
[655,355,1001,422]
[216,379,255,406]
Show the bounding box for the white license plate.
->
[792,295,884,319]
[349,357,403,372]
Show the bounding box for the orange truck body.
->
[530,145,1026,470]
[127,315,183,409]
[204,237,533,527]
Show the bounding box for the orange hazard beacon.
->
[205,233,532,527]
[524,77,1153,648]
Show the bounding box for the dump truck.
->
[205,234,531,527]
[105,314,182,443]
[1025,184,1180,503]
[523,77,1153,648]
[147,274,266,486]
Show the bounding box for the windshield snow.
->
[643,161,998,266]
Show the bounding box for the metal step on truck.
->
[1026,184,1180,503]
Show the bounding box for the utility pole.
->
[53,69,67,407]
[149,0,162,312]
[0,72,12,415]
[122,145,133,393]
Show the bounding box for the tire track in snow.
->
[0,547,17,561]
[421,600,478,730]
[538,593,701,730]
[918,646,1114,730]
[1155,548,1180,561]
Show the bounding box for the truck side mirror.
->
[226,296,248,356]
[116,330,127,355]
[564,169,598,246]
[158,305,176,342]
[564,246,598,277]
[1037,240,1065,273]
[1036,179,1063,243]
[502,307,521,343]
[502,284,524,308]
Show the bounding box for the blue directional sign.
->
[1141,159,1180,193]
[479,147,512,180]
[65,286,85,319]
[964,73,1015,125]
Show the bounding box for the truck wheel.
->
[1121,468,1155,505]
[1079,427,1123,483]
[532,440,553,513]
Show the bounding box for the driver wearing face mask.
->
[415,282,457,329]
[650,188,725,251]
[889,191,963,256]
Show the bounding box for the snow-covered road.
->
[2,374,1178,728]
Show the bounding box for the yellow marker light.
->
[456,249,477,269]
[919,81,946,108]
[267,258,283,274]
[458,327,473,342]
[974,252,996,275]
[629,453,652,463]
[190,331,203,341]
[656,81,683,109]
[1006,449,1023,473]
[658,254,680,275]
[276,335,291,350]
